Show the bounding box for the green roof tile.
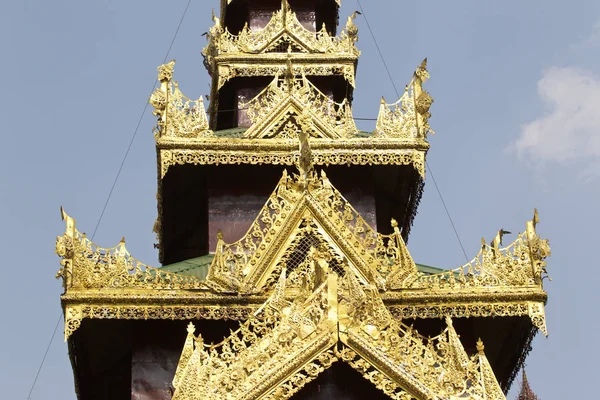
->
[161,255,445,280]
[161,254,214,280]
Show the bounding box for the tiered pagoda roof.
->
[56,1,551,398]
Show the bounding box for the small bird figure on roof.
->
[346,11,361,42]
[498,229,511,246]
[490,229,511,248]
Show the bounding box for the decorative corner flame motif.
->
[150,60,214,139]
[375,59,434,139]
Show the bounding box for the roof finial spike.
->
[186,322,196,334]
[346,11,361,42]
[476,338,485,355]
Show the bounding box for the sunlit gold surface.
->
[171,264,506,399]
[57,170,549,342]
[58,2,551,397]
[205,1,359,89]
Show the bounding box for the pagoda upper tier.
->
[150,1,434,265]
[150,59,432,177]
[204,0,359,90]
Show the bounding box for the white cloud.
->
[513,67,600,172]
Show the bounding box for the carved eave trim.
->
[156,142,428,179]
[213,54,358,88]
[60,287,548,341]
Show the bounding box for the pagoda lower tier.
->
[56,168,550,399]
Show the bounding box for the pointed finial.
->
[157,60,176,82]
[380,96,386,105]
[533,208,539,228]
[120,237,126,244]
[476,338,485,354]
[346,11,361,41]
[217,229,223,241]
[187,322,195,334]
[390,218,398,228]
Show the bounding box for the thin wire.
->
[355,0,400,98]
[26,2,193,399]
[26,314,62,400]
[425,160,469,261]
[355,0,469,262]
[91,0,192,240]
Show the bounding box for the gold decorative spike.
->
[173,322,197,390]
[474,339,506,399]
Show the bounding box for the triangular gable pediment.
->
[173,271,505,400]
[206,170,418,294]
[242,94,344,140]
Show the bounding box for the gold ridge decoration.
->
[375,59,434,139]
[400,209,551,291]
[204,1,360,61]
[55,208,207,293]
[240,72,358,139]
[149,60,213,139]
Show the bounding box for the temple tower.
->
[56,1,551,399]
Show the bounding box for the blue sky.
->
[2,0,599,398]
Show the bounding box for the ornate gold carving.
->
[172,270,339,400]
[375,59,434,139]
[172,267,507,399]
[57,170,549,343]
[158,147,426,179]
[62,304,255,341]
[150,60,213,138]
[203,2,360,64]
[215,62,356,89]
[55,209,207,293]
[400,215,551,291]
[240,74,357,139]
